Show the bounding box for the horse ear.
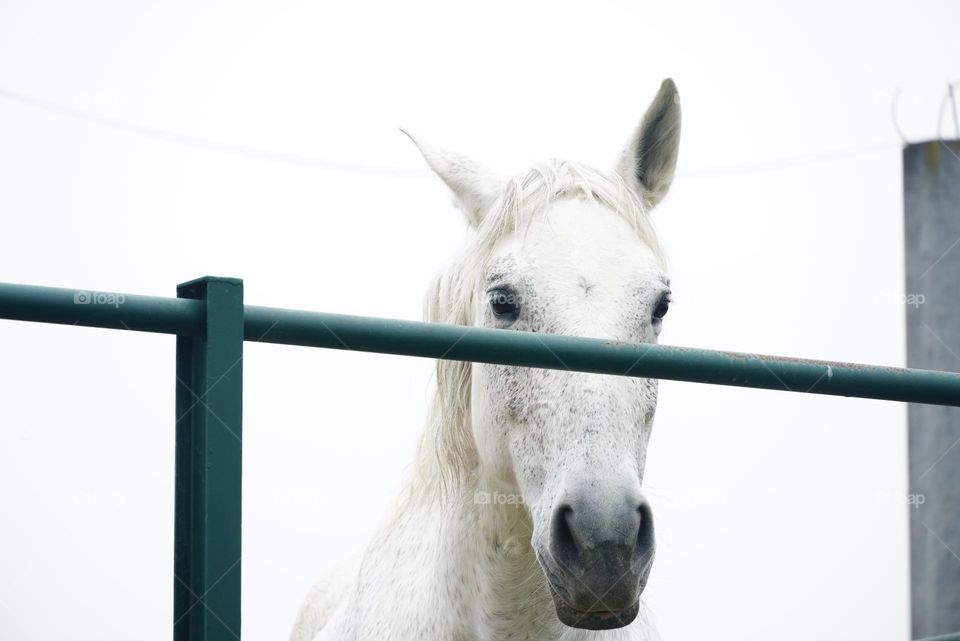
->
[615,78,681,208]
[402,129,502,227]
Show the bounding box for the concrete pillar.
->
[905,139,960,639]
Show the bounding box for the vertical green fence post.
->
[174,277,244,641]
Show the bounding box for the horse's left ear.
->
[402,129,503,227]
[615,78,682,208]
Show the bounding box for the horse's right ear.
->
[402,129,503,227]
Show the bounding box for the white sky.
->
[1,1,958,640]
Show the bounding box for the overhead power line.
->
[678,142,897,178]
[0,87,426,179]
[0,86,898,180]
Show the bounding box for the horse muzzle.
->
[537,484,655,630]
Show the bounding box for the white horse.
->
[291,78,681,641]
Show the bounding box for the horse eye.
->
[653,293,671,321]
[489,288,521,321]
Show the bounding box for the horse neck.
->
[432,474,562,640]
[399,432,562,639]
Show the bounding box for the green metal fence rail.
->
[2,277,959,641]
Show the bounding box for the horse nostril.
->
[551,503,579,561]
[635,501,655,561]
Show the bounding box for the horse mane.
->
[412,158,667,499]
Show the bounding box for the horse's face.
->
[472,196,667,628]
[411,79,680,631]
